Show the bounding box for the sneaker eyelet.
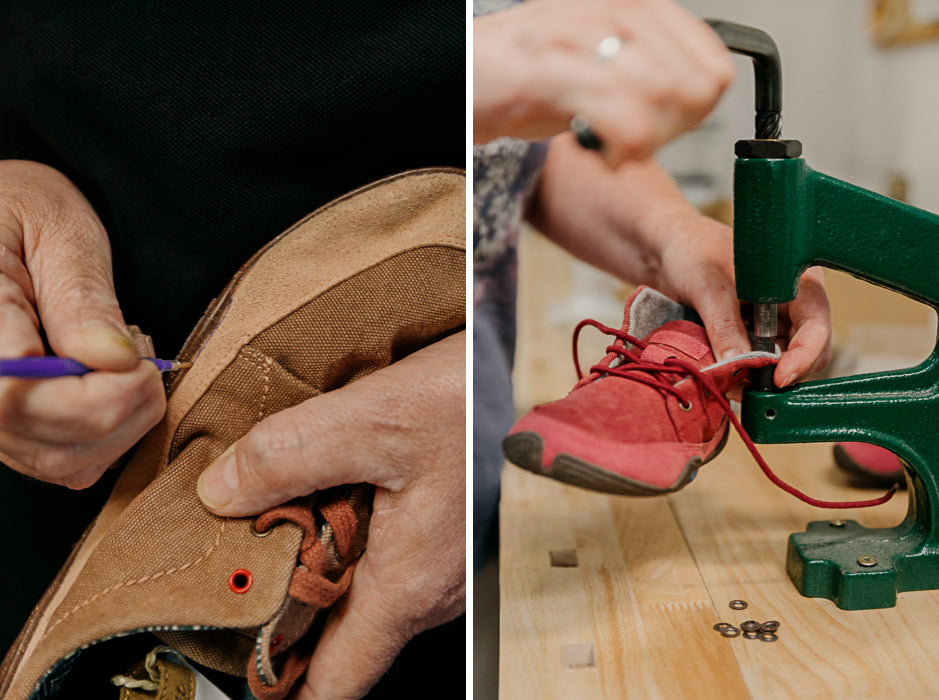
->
[228,569,253,594]
[251,521,273,538]
[679,400,693,412]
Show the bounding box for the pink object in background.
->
[833,442,906,487]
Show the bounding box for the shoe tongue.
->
[639,320,713,366]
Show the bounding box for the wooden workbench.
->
[499,229,939,699]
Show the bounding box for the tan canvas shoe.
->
[0,168,466,700]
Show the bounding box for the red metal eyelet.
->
[269,634,284,654]
[228,569,253,594]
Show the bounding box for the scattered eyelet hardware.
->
[857,555,878,567]
[679,400,693,412]
[829,520,847,528]
[713,601,785,643]
[228,568,253,594]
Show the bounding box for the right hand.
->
[473,0,735,167]
[0,160,166,489]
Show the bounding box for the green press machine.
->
[578,19,939,609]
[717,20,939,610]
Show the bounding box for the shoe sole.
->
[832,444,906,488]
[502,428,729,496]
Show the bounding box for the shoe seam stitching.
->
[41,520,228,642]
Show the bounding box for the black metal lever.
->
[704,19,781,139]
[573,18,783,147]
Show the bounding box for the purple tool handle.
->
[0,357,175,378]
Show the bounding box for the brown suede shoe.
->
[0,168,466,700]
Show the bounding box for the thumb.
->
[693,289,750,361]
[197,394,399,517]
[39,276,136,370]
[22,167,136,370]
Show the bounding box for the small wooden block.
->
[560,643,596,670]
[549,549,579,567]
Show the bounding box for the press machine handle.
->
[573,18,782,145]
[703,19,782,140]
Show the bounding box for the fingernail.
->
[81,319,135,350]
[776,372,795,388]
[197,445,238,510]
[720,347,747,361]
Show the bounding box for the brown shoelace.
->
[247,494,362,699]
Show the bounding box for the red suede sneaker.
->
[503,287,778,495]
[833,442,906,487]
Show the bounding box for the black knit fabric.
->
[0,3,465,693]
[0,0,465,352]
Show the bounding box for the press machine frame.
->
[717,20,939,610]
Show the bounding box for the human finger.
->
[6,162,137,370]
[774,267,832,387]
[0,362,163,443]
[0,273,42,358]
[293,480,465,698]
[574,3,734,165]
[198,332,465,517]
[648,0,737,82]
[689,281,750,362]
[0,241,36,307]
[0,403,163,487]
[291,558,413,700]
[0,369,166,484]
[196,383,403,517]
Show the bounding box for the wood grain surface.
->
[499,229,939,699]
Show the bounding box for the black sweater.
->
[0,0,465,352]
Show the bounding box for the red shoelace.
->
[573,318,898,509]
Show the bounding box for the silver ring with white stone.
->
[595,35,625,62]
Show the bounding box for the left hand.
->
[658,214,831,388]
[197,332,465,700]
[529,141,832,389]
